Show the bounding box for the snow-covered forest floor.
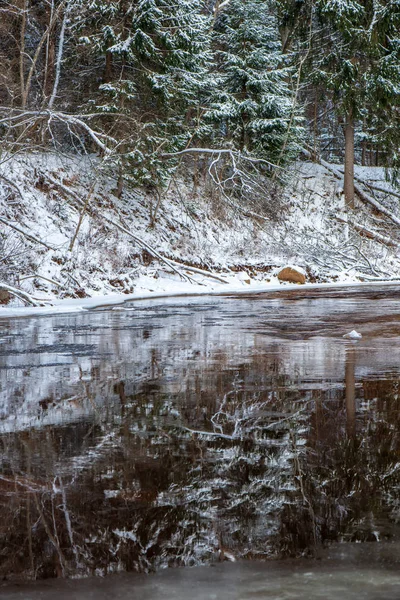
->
[1,152,400,316]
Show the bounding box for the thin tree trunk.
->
[344,109,355,209]
[361,140,366,166]
[69,181,96,252]
[48,2,69,109]
[313,89,318,160]
[43,0,55,99]
[21,0,67,109]
[104,50,113,83]
[20,0,27,108]
[115,163,123,199]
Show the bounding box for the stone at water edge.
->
[343,330,362,339]
[277,266,306,285]
[0,290,11,305]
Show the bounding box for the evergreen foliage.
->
[280,0,400,167]
[1,0,400,193]
[312,0,400,118]
[210,0,303,164]
[78,0,213,185]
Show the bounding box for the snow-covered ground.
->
[2,153,400,317]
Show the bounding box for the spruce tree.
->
[77,0,213,186]
[210,0,302,165]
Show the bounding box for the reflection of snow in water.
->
[1,290,400,431]
[0,290,400,581]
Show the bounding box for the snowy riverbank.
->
[2,278,400,319]
[2,153,400,317]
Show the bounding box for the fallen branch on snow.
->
[335,217,398,247]
[102,216,197,284]
[0,283,40,306]
[20,274,64,287]
[310,154,400,229]
[48,173,229,285]
[0,173,24,199]
[330,167,400,201]
[165,259,229,284]
[0,216,55,250]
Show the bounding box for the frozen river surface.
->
[1,285,400,597]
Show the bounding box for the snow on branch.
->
[101,216,197,284]
[161,147,279,169]
[303,148,400,229]
[0,283,40,306]
[335,217,397,247]
[0,216,55,250]
[0,174,24,199]
[48,3,70,110]
[322,160,400,228]
[45,173,228,284]
[165,259,229,284]
[0,109,115,155]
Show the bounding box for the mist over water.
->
[1,286,400,597]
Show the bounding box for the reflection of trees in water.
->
[280,374,400,556]
[1,344,400,581]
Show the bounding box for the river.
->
[1,285,400,598]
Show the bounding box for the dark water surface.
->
[1,286,400,597]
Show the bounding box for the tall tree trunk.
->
[44,34,56,98]
[20,0,27,108]
[313,89,318,160]
[48,2,69,109]
[344,109,355,209]
[43,0,55,100]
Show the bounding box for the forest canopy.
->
[0,0,399,203]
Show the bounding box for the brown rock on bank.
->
[277,267,306,284]
[0,290,11,304]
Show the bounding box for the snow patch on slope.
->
[1,154,400,316]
